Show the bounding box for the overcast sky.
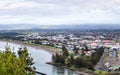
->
[0,0,120,25]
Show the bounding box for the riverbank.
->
[0,39,62,55]
[0,39,92,75]
[46,62,93,75]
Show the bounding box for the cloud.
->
[0,0,40,10]
[0,0,120,25]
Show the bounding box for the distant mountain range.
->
[40,24,120,30]
[0,24,39,30]
[0,24,120,30]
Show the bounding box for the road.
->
[94,48,108,70]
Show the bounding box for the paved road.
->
[94,48,108,70]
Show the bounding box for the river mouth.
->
[0,41,78,75]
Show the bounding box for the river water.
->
[0,41,78,75]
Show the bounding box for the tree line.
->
[52,45,104,70]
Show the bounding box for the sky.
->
[0,0,120,25]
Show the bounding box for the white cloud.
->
[0,0,40,10]
[0,0,120,25]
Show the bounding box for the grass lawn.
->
[93,70,109,75]
[23,41,62,51]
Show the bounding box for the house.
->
[85,51,92,56]
[105,62,110,68]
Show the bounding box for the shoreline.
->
[0,39,62,55]
[0,39,92,75]
[46,62,92,75]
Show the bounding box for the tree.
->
[53,53,65,65]
[83,56,94,70]
[67,55,74,67]
[18,47,36,74]
[0,46,35,75]
[31,40,34,43]
[52,55,55,63]
[74,57,84,68]
[91,47,104,66]
[73,45,79,54]
[34,40,40,44]
[83,43,89,51]
[62,45,69,57]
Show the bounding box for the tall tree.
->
[62,45,69,57]
[73,45,79,54]
[18,47,36,74]
[54,53,65,65]
[67,55,74,67]
[0,47,35,75]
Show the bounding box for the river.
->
[0,41,78,75]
